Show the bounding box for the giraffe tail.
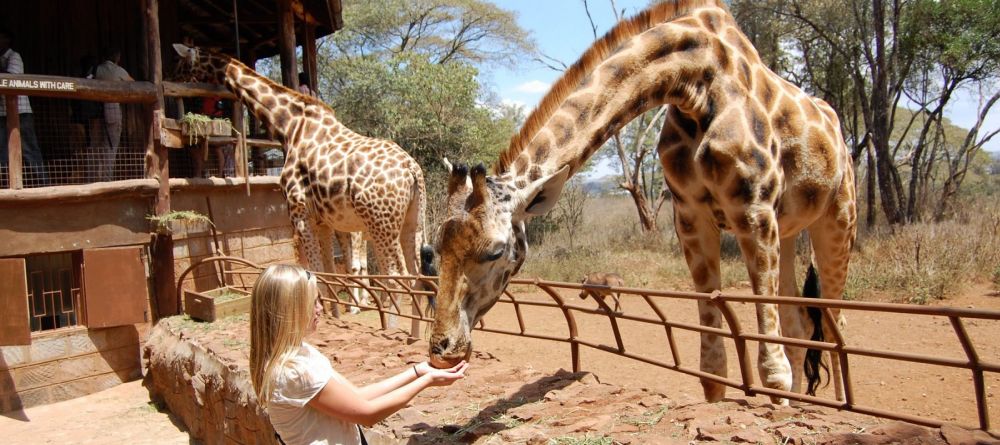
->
[803,263,830,395]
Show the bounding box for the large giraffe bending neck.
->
[431,0,856,406]
[496,0,720,182]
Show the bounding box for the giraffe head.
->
[428,163,569,368]
[171,43,228,83]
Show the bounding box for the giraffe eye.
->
[481,247,505,263]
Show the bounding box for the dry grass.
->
[520,195,1000,304]
[846,202,1000,303]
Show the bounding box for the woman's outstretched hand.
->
[420,361,469,387]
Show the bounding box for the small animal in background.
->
[579,272,625,313]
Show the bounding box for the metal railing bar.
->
[950,316,990,430]
[184,256,1000,433]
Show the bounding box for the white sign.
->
[0,77,76,92]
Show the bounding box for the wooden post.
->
[303,23,318,92]
[232,101,247,179]
[143,0,177,318]
[277,0,298,89]
[5,96,22,190]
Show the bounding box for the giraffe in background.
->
[427,0,856,404]
[173,44,429,336]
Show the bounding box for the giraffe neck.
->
[500,5,726,184]
[219,58,342,143]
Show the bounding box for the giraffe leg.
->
[735,207,792,405]
[335,231,361,315]
[777,235,808,397]
[315,224,342,318]
[673,206,726,402]
[290,207,334,316]
[368,227,408,332]
[807,181,857,403]
[400,229,423,338]
[400,188,425,338]
[351,232,373,309]
[354,233,372,307]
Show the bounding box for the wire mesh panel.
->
[1,97,147,188]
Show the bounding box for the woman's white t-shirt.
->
[267,343,362,445]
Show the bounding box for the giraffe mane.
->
[196,48,332,112]
[494,0,726,174]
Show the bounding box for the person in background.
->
[298,72,317,97]
[0,28,49,186]
[93,47,133,182]
[250,264,468,445]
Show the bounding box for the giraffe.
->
[428,0,856,405]
[333,230,371,315]
[172,44,429,336]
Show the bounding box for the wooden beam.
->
[4,97,22,190]
[0,74,157,103]
[0,179,159,207]
[162,81,236,100]
[0,176,281,208]
[143,0,177,319]
[303,23,318,91]
[277,0,298,89]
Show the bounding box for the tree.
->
[326,0,535,66]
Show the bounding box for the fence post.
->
[712,292,754,395]
[950,316,989,430]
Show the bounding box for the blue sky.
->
[484,0,1000,162]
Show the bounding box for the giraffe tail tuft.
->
[803,263,830,396]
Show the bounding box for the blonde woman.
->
[250,264,468,445]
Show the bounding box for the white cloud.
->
[513,80,551,94]
[501,98,528,109]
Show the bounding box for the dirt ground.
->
[4,282,999,444]
[0,379,194,445]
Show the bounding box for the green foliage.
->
[906,0,1000,77]
[330,0,535,66]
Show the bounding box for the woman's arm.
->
[307,362,467,427]
[355,361,437,400]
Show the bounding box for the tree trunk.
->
[865,141,877,229]
[623,182,658,233]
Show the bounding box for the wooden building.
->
[0,0,342,412]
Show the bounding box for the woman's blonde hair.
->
[249,264,318,408]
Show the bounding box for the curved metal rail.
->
[176,256,1000,433]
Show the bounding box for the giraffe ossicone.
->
[172,43,431,336]
[429,0,856,406]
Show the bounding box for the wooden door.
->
[0,258,30,345]
[83,247,149,328]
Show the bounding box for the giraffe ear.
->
[514,166,570,219]
[172,43,197,63]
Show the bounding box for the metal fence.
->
[177,255,1000,433]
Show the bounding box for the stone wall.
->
[0,325,142,413]
[143,322,398,445]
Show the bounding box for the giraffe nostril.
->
[431,338,450,356]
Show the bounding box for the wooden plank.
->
[5,96,22,190]
[82,247,150,328]
[0,74,156,104]
[0,259,30,346]
[278,0,298,89]
[162,81,236,100]
[0,179,159,207]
